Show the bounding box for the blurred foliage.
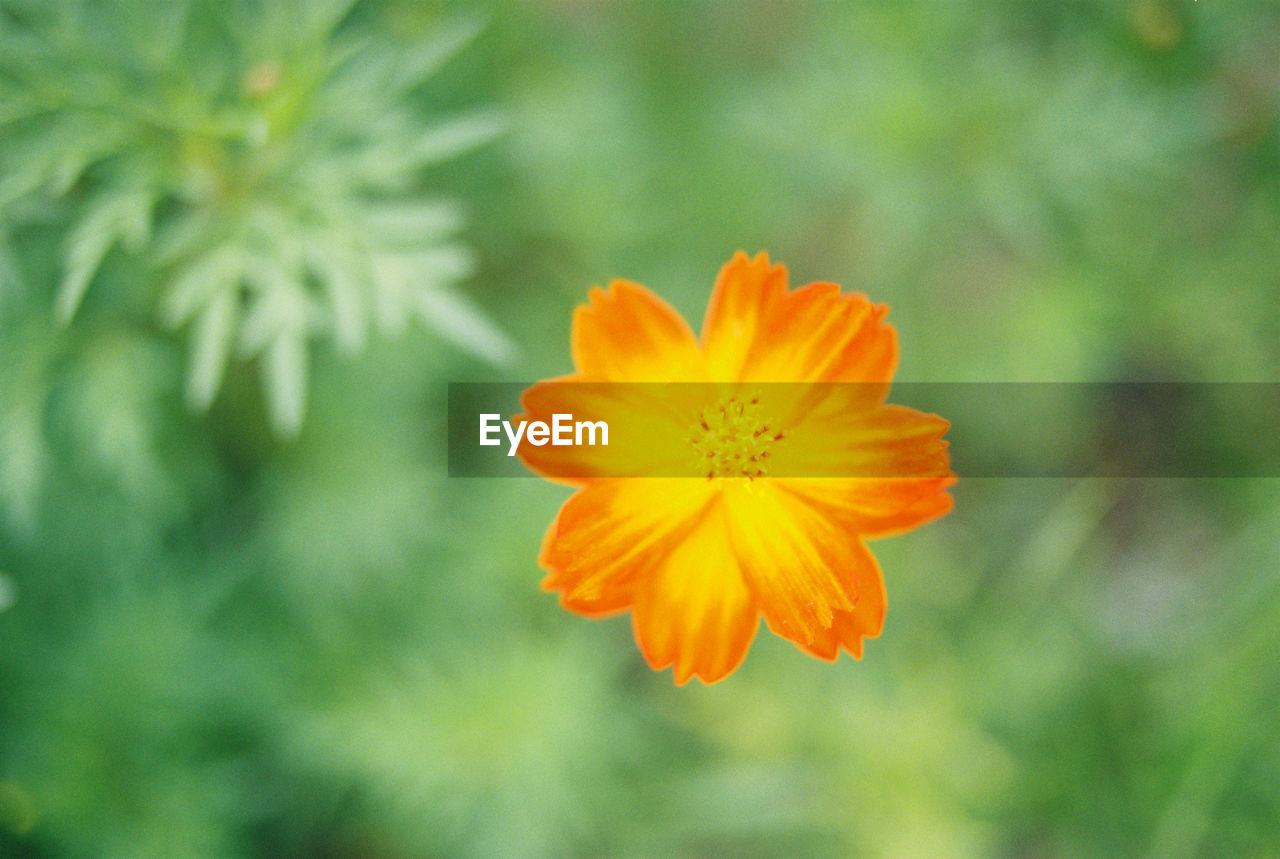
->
[0,0,508,438]
[2,0,1280,856]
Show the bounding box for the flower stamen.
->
[689,393,783,480]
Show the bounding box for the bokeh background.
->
[2,0,1279,855]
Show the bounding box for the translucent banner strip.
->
[447,383,1280,478]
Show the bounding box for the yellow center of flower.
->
[689,393,785,480]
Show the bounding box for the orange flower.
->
[515,252,954,684]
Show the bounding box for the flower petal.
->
[744,283,898,384]
[781,536,887,661]
[632,500,758,684]
[772,402,952,480]
[767,398,954,535]
[721,481,858,644]
[701,252,899,384]
[774,474,955,541]
[573,280,705,381]
[540,479,717,617]
[701,251,789,380]
[516,378,698,483]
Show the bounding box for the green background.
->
[2,0,1279,855]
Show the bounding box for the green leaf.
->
[0,399,45,535]
[357,200,465,247]
[0,570,14,612]
[401,245,475,282]
[262,329,308,438]
[57,216,119,324]
[304,241,367,353]
[160,245,244,328]
[322,16,482,114]
[0,228,20,306]
[369,253,415,335]
[387,15,485,95]
[403,109,507,169]
[237,260,310,357]
[56,189,153,323]
[185,287,238,411]
[414,287,514,366]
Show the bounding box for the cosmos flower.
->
[516,252,954,684]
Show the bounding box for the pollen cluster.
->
[689,393,785,479]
